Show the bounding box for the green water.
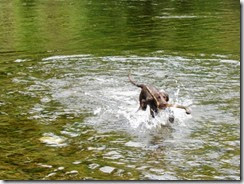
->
[0,0,240,180]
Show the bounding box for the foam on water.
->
[82,81,193,140]
[29,54,194,142]
[42,54,91,61]
[32,54,239,149]
[155,15,201,19]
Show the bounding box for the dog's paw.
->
[168,116,174,123]
[185,108,191,114]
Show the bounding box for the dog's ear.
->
[165,93,169,102]
[160,91,169,102]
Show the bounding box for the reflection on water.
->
[0,0,239,58]
[0,0,240,180]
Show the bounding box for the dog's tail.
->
[128,71,143,88]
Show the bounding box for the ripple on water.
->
[30,54,193,137]
[103,151,124,160]
[99,166,115,174]
[42,54,91,61]
[37,163,53,168]
[125,141,144,148]
[155,15,199,19]
[65,170,79,175]
[21,53,240,180]
[72,161,81,165]
[145,173,178,180]
[89,163,100,170]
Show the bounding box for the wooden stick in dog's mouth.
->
[167,104,191,114]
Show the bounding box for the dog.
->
[128,73,191,119]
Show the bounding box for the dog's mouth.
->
[158,103,168,109]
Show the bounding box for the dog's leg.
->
[140,99,147,111]
[136,99,147,112]
[150,105,158,118]
[168,109,175,123]
[167,104,191,114]
[150,108,156,118]
[136,99,148,114]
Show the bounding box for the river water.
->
[0,0,240,180]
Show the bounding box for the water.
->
[0,0,240,180]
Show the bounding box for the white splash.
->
[42,54,91,61]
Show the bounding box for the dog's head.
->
[154,91,169,109]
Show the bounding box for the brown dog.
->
[128,73,191,118]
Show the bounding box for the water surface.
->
[0,0,240,180]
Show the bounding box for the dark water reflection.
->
[0,0,239,57]
[0,0,240,180]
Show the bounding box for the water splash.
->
[29,54,193,141]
